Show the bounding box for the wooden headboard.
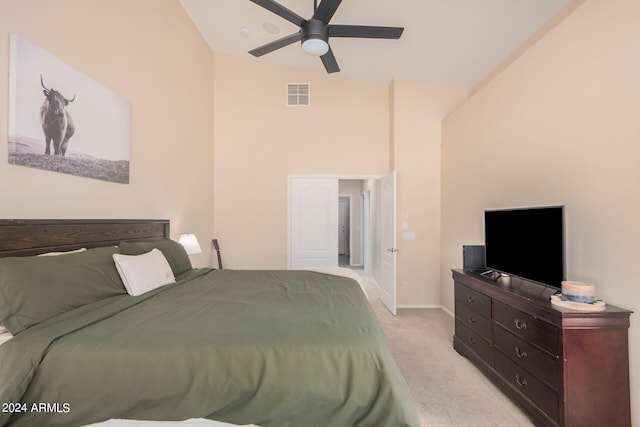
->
[0,219,170,258]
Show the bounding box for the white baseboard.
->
[395,305,455,318]
[440,306,454,318]
[396,304,442,309]
[359,274,455,318]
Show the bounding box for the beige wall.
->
[391,79,466,306]
[441,0,640,421]
[213,53,390,269]
[0,0,214,266]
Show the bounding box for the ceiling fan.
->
[248,0,404,74]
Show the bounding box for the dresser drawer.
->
[493,300,559,356]
[455,320,492,367]
[495,350,559,424]
[455,282,491,318]
[456,301,491,340]
[493,324,561,391]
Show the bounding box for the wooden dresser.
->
[452,269,632,427]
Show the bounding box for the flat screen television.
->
[484,206,565,289]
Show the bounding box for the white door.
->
[290,178,339,269]
[379,172,397,315]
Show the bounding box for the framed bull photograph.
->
[8,33,130,184]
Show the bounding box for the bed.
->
[0,219,419,427]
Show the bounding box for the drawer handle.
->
[468,336,476,345]
[468,315,476,324]
[515,374,528,387]
[467,295,475,303]
[514,346,528,359]
[514,318,527,330]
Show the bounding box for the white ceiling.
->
[179,0,575,90]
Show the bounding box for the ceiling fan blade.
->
[329,25,404,39]
[249,0,306,27]
[320,47,340,73]
[249,32,302,57]
[313,0,342,24]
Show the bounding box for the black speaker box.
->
[463,245,486,272]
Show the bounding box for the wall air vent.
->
[287,83,310,106]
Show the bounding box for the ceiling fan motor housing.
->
[302,19,329,44]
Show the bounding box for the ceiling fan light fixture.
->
[301,37,329,56]
[248,0,404,73]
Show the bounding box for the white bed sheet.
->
[85,419,256,426]
[0,336,11,346]
[0,331,12,346]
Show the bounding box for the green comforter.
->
[0,269,419,427]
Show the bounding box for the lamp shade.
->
[178,234,202,255]
[301,38,329,56]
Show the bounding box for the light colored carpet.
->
[358,271,535,427]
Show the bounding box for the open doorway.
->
[338,196,351,266]
[339,180,366,269]
[288,173,397,314]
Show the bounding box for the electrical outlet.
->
[403,281,409,289]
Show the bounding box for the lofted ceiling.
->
[179,0,578,91]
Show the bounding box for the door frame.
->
[362,189,372,272]
[287,174,383,269]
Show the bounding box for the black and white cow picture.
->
[40,74,75,156]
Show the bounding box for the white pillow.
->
[112,249,176,296]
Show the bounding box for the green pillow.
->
[0,246,126,335]
[118,239,192,276]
